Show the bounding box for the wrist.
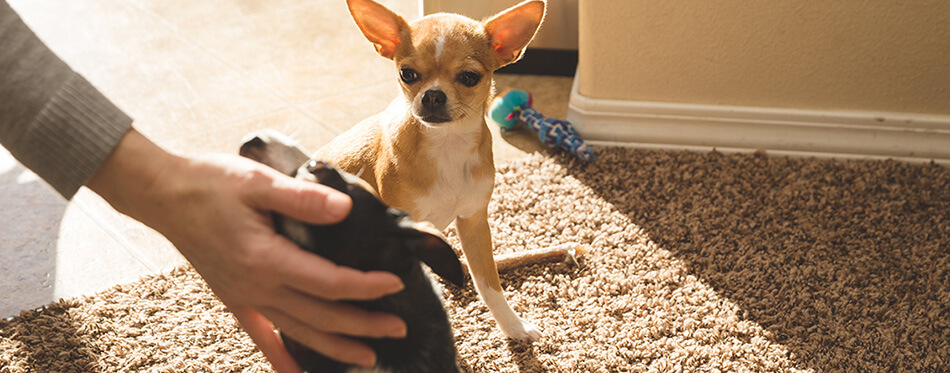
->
[86,128,187,225]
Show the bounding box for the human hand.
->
[87,129,406,372]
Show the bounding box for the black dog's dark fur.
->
[240,137,464,373]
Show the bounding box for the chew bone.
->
[493,243,585,272]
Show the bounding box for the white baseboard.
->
[567,75,950,164]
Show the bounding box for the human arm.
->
[1,2,405,370]
[0,0,130,198]
[86,129,407,370]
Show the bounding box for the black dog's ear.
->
[397,219,465,287]
[408,232,466,287]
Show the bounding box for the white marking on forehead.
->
[435,29,447,61]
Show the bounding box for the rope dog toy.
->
[490,89,596,162]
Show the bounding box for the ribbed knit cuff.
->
[15,75,133,199]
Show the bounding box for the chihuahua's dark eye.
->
[457,71,482,87]
[400,68,420,84]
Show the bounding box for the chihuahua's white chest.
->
[413,123,493,230]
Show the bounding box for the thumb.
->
[255,172,353,225]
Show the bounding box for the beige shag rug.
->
[2,147,949,372]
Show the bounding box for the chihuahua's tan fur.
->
[314,0,546,341]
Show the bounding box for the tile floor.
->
[0,0,574,317]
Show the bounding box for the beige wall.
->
[578,1,950,115]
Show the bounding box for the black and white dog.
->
[239,129,464,373]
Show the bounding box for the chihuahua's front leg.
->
[456,208,542,342]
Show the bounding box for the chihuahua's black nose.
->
[422,90,447,109]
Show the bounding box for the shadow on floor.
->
[0,157,98,371]
[554,146,950,371]
[0,159,63,317]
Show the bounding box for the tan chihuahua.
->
[314,0,546,341]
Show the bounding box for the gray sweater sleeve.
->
[0,1,133,199]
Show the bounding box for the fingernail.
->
[374,272,404,294]
[357,352,376,368]
[388,277,405,293]
[387,320,407,338]
[324,192,351,221]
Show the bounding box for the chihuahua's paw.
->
[503,318,542,343]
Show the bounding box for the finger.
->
[254,172,353,225]
[269,235,404,300]
[272,287,406,338]
[261,308,378,368]
[230,306,302,373]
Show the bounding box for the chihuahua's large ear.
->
[483,0,546,68]
[401,222,467,287]
[346,0,410,59]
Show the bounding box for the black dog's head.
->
[283,160,465,287]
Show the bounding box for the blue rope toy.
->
[489,89,596,162]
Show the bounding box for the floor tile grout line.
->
[296,79,396,109]
[294,106,346,137]
[120,0,296,107]
[191,105,302,137]
[159,104,325,149]
[120,0,400,136]
[164,78,398,151]
[121,0,404,114]
[294,113,339,136]
[72,198,164,274]
[294,80,396,136]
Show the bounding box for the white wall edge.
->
[567,72,950,164]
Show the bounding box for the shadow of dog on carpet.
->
[554,147,950,372]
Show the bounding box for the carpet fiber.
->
[2,147,949,372]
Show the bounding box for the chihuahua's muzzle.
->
[239,132,464,373]
[419,89,450,123]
